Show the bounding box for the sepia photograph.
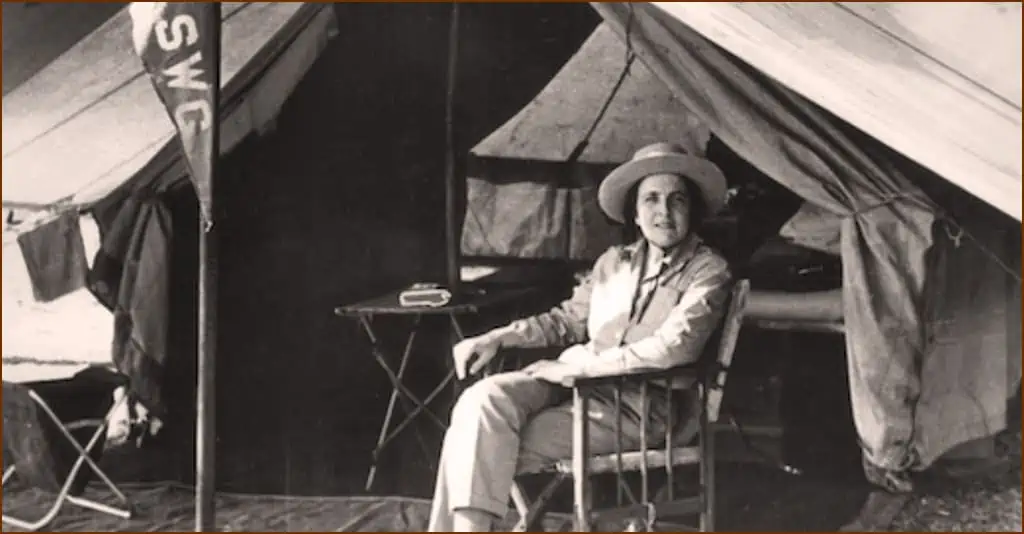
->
[2,1,1021,531]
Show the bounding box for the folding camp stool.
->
[2,366,134,531]
[509,280,749,532]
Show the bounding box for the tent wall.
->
[900,159,1022,461]
[91,2,600,495]
[462,23,711,262]
[461,159,620,261]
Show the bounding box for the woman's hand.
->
[452,335,502,380]
[522,359,585,385]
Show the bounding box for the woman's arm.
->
[486,273,594,349]
[481,250,615,350]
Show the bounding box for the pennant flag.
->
[129,2,219,224]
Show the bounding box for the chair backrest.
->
[703,279,749,423]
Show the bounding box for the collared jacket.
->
[506,234,732,384]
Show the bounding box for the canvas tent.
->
[3,0,338,449]
[3,2,603,495]
[3,0,1018,499]
[465,1,1021,473]
[2,2,337,210]
[651,2,1022,223]
[462,22,712,262]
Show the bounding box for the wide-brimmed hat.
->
[598,142,727,224]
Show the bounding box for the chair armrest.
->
[560,364,701,388]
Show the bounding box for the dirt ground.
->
[1,430,1020,532]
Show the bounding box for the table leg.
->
[370,352,448,431]
[360,314,423,490]
[357,311,489,491]
[362,313,461,490]
[448,313,467,341]
[378,366,455,471]
[389,317,436,463]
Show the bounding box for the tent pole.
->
[444,2,461,294]
[196,3,221,531]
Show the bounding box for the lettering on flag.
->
[129,2,218,224]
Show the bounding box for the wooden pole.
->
[444,2,461,295]
[196,3,221,531]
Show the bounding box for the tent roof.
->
[470,23,709,164]
[1,2,126,95]
[2,2,336,210]
[652,2,1021,221]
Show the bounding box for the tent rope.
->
[942,221,964,249]
[940,216,1020,283]
[560,5,636,257]
[851,193,1021,284]
[565,5,637,165]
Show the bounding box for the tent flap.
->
[593,1,1015,469]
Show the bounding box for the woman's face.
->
[634,173,691,249]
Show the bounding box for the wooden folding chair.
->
[2,366,135,531]
[510,279,750,532]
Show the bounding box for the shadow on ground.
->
[3,382,1019,532]
[3,446,877,532]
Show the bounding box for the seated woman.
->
[428,142,734,532]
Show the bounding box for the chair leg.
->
[511,482,531,531]
[2,463,71,532]
[2,463,132,532]
[572,390,592,532]
[699,404,715,532]
[67,494,133,519]
[3,446,96,532]
[31,390,133,506]
[2,391,134,531]
[512,473,569,532]
[3,464,16,485]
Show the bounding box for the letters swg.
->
[156,13,212,135]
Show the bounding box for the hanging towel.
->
[15,211,89,302]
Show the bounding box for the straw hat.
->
[598,142,727,224]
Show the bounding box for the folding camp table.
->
[335,285,539,491]
[2,366,134,531]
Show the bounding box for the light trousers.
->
[427,371,678,531]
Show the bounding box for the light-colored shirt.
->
[501,234,733,381]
